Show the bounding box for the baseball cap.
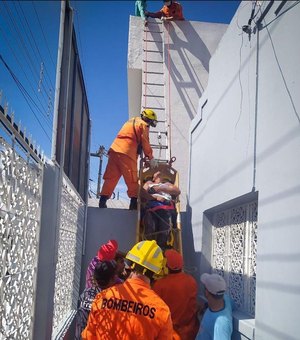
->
[94,260,117,287]
[165,249,183,271]
[97,240,118,261]
[201,273,226,296]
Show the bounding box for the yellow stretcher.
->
[136,157,183,256]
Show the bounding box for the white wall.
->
[80,208,137,292]
[128,16,227,210]
[128,16,143,119]
[189,1,300,339]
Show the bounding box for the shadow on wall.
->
[182,202,210,289]
[167,21,212,120]
[181,209,199,276]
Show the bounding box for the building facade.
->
[189,1,300,339]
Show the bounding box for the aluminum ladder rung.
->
[142,106,165,111]
[143,39,163,43]
[143,71,164,75]
[151,144,168,149]
[149,131,168,135]
[156,119,167,123]
[143,94,164,98]
[143,60,163,64]
[143,30,163,34]
[143,49,163,54]
[143,82,164,86]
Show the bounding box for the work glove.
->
[161,16,166,22]
[149,158,159,168]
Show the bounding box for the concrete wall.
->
[79,208,137,293]
[34,163,59,340]
[128,16,227,210]
[128,16,143,120]
[189,1,300,339]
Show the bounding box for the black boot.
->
[99,195,108,208]
[129,197,138,210]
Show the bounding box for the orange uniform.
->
[100,117,153,198]
[82,277,173,340]
[110,117,153,162]
[153,272,199,340]
[161,2,184,20]
[149,2,184,21]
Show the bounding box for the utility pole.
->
[90,145,107,198]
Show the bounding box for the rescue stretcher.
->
[136,157,183,256]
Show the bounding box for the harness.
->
[147,201,175,213]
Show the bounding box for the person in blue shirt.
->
[196,273,233,340]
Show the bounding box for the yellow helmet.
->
[126,240,164,274]
[141,109,158,127]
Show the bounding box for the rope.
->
[142,205,175,231]
[142,208,179,248]
[166,21,172,160]
[144,26,148,109]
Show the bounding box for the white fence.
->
[0,136,43,339]
[52,175,85,338]
[0,108,86,339]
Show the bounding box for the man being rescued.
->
[142,171,180,249]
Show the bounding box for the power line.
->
[0,24,51,122]
[13,0,54,91]
[31,1,56,69]
[0,1,52,96]
[15,0,56,92]
[0,54,52,141]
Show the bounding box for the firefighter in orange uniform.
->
[153,249,200,339]
[82,240,174,340]
[99,110,159,210]
[146,0,184,21]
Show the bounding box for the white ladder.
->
[142,19,170,163]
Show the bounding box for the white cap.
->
[201,273,226,296]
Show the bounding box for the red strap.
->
[148,202,175,212]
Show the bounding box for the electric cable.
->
[262,16,299,123]
[0,1,52,96]
[242,0,259,34]
[259,1,300,29]
[0,25,50,119]
[16,0,56,91]
[0,54,52,141]
[31,1,56,69]
[234,31,244,131]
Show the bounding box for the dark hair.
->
[130,262,154,279]
[115,253,125,263]
[93,260,116,288]
[168,268,181,274]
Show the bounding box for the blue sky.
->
[0,0,240,199]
